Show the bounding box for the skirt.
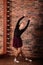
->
[13,36,22,48]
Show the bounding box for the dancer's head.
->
[19,22,24,30]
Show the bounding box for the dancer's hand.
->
[24,14,26,17]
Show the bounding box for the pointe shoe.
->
[14,58,19,63]
[25,58,29,61]
[29,59,32,62]
[25,58,32,62]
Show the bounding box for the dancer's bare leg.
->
[11,47,20,63]
[14,48,20,63]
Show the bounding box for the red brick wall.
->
[0,0,43,58]
[0,0,4,54]
[0,0,7,54]
[9,0,43,58]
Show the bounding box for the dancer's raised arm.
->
[20,20,30,33]
[16,16,25,27]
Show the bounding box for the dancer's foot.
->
[25,58,29,61]
[14,58,19,63]
[29,59,32,62]
[25,58,32,62]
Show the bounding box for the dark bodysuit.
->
[13,16,30,48]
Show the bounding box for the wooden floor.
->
[0,55,43,65]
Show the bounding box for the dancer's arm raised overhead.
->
[16,16,25,27]
[20,20,30,33]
